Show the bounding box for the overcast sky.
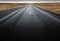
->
[0,0,60,1]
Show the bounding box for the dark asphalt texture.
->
[0,5,60,41]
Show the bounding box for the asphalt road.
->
[0,5,60,41]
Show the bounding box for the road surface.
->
[0,5,60,41]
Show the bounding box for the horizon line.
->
[0,1,60,3]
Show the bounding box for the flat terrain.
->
[0,3,26,11]
[0,3,60,15]
[34,3,60,15]
[0,5,60,41]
